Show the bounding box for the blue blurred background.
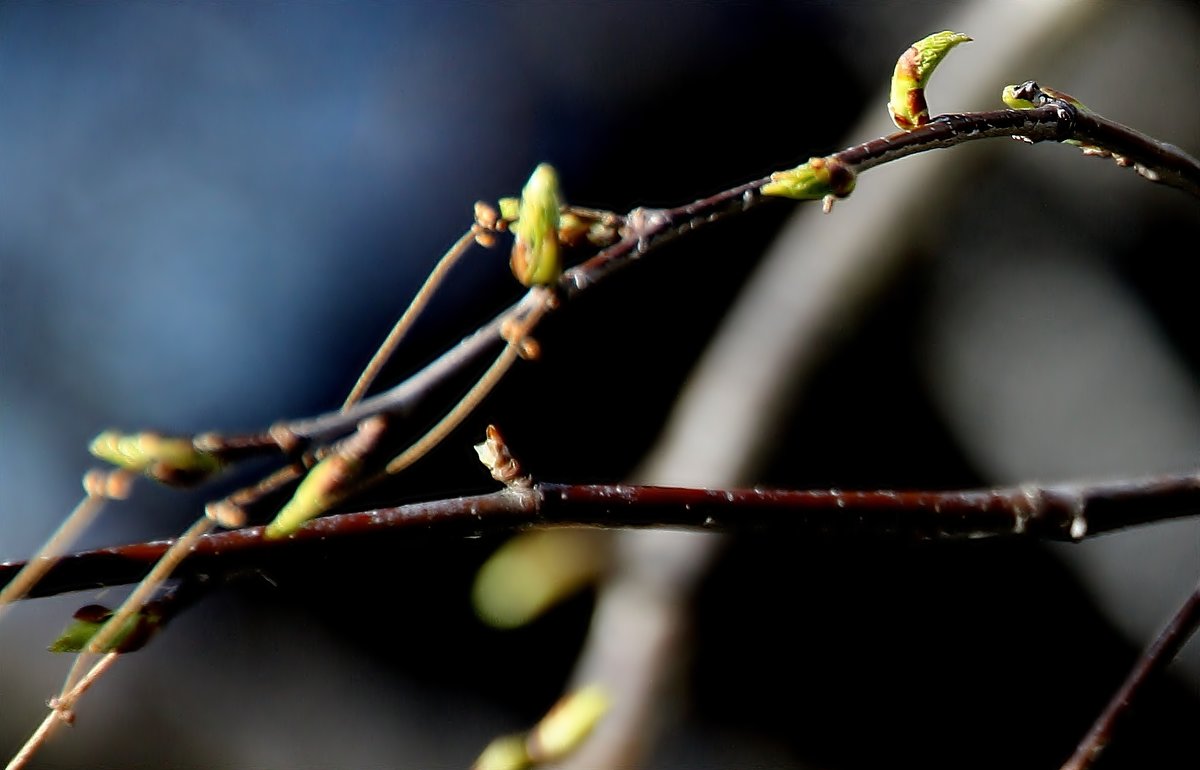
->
[2,2,1199,768]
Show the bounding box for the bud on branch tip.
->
[89,430,223,486]
[509,163,563,287]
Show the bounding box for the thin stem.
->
[342,229,478,409]
[380,291,549,477]
[281,293,530,444]
[0,486,110,618]
[81,517,213,656]
[13,523,216,768]
[6,652,121,770]
[3,471,1197,600]
[1060,576,1200,770]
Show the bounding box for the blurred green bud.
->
[473,529,607,629]
[89,430,222,486]
[526,684,610,764]
[472,734,531,770]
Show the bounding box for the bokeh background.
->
[2,1,1198,768]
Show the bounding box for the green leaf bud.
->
[889,30,972,130]
[263,417,387,539]
[761,156,856,201]
[509,163,563,287]
[89,430,223,486]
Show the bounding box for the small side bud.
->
[889,30,972,130]
[474,201,502,247]
[1001,81,1039,110]
[556,212,591,247]
[526,684,611,764]
[1002,80,1088,112]
[509,163,563,287]
[498,197,521,223]
[82,468,135,500]
[89,430,223,486]
[48,604,161,654]
[474,200,499,231]
[761,156,856,201]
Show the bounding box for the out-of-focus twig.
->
[1060,575,1200,770]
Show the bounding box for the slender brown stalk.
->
[0,476,121,619]
[77,517,213,656]
[380,288,552,477]
[1060,576,1200,770]
[5,651,122,770]
[342,229,478,409]
[2,471,1196,600]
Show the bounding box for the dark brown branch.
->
[194,103,1198,453]
[1060,575,1200,770]
[1070,109,1200,197]
[3,471,1197,601]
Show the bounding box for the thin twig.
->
[78,517,213,656]
[2,471,1197,600]
[5,652,121,770]
[379,290,550,477]
[0,472,132,618]
[342,229,478,409]
[1060,576,1200,770]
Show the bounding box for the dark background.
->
[2,2,1198,768]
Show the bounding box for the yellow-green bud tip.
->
[510,163,563,287]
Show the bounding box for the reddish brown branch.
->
[3,471,1197,601]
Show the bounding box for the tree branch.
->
[1060,574,1200,770]
[3,471,1197,601]
[198,103,1199,456]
